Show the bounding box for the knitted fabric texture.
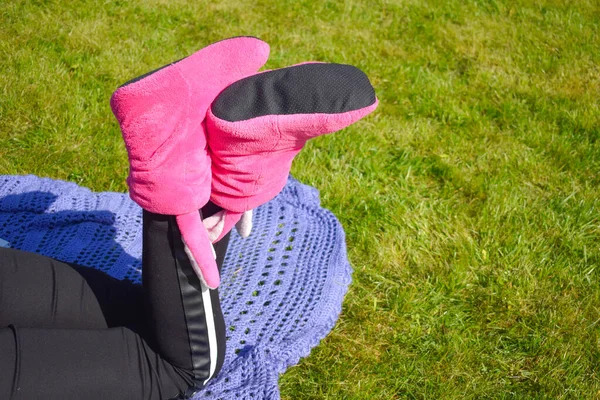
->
[0,174,352,400]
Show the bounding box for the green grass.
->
[1,0,599,398]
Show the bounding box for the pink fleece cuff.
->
[206,102,378,213]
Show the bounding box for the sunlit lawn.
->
[1,0,599,398]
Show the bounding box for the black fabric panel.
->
[211,63,376,122]
[171,218,212,376]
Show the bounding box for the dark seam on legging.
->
[50,261,58,324]
[8,325,20,399]
[79,275,86,321]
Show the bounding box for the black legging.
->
[0,210,229,399]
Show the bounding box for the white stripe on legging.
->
[183,241,219,385]
[200,275,218,385]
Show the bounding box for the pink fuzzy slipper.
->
[205,62,379,241]
[111,37,270,288]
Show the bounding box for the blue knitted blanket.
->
[0,174,352,399]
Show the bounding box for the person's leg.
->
[0,325,190,400]
[142,210,229,395]
[0,247,144,331]
[0,209,230,399]
[0,248,183,399]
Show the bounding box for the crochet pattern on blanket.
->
[0,174,352,399]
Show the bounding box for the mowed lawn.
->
[1,0,599,398]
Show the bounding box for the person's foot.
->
[111,37,270,288]
[204,62,378,241]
